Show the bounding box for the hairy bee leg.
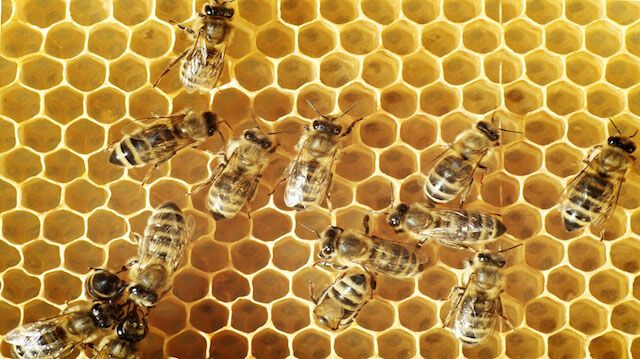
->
[496,295,516,332]
[153,49,189,88]
[341,117,364,137]
[362,213,372,236]
[169,20,196,36]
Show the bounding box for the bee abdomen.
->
[109,137,147,168]
[561,174,611,231]
[329,273,368,310]
[425,156,471,203]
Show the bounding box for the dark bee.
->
[93,306,147,359]
[86,269,126,302]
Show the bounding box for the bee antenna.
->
[338,103,357,119]
[628,129,638,139]
[267,129,298,136]
[609,118,623,135]
[499,128,523,134]
[305,99,330,120]
[299,223,322,239]
[497,243,523,253]
[249,110,264,131]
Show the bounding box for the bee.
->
[444,250,515,345]
[86,268,127,302]
[108,109,223,184]
[153,0,235,93]
[282,101,362,211]
[559,123,636,234]
[127,202,193,308]
[315,223,427,278]
[204,127,275,220]
[424,120,500,205]
[310,267,374,331]
[5,302,118,359]
[386,202,506,249]
[93,307,147,359]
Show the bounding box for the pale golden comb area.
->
[1,0,640,358]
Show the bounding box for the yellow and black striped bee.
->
[310,267,373,331]
[283,101,362,211]
[444,250,515,346]
[5,302,118,359]
[315,224,427,278]
[93,306,147,359]
[127,202,193,308]
[559,126,636,234]
[386,202,506,249]
[153,0,235,93]
[205,127,275,220]
[424,120,500,205]
[108,109,223,184]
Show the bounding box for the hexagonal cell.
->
[380,22,416,57]
[567,237,605,272]
[505,266,544,303]
[63,240,104,275]
[70,0,109,25]
[334,329,374,359]
[610,300,640,334]
[353,178,391,212]
[586,20,622,57]
[65,118,105,155]
[234,54,274,91]
[190,299,228,333]
[280,0,316,25]
[377,329,415,358]
[461,79,500,114]
[0,119,16,152]
[334,146,375,183]
[418,266,457,300]
[21,55,62,90]
[43,270,82,304]
[44,22,85,59]
[419,83,459,116]
[210,330,248,359]
[564,51,603,87]
[272,298,309,333]
[0,55,17,87]
[256,21,295,58]
[361,0,397,24]
[590,269,628,304]
[548,81,584,116]
[548,266,585,301]
[0,178,17,213]
[545,20,583,55]
[19,118,60,153]
[610,238,640,273]
[213,213,251,243]
[526,0,562,24]
[230,299,268,333]
[402,51,439,87]
[443,51,480,86]
[105,239,137,272]
[251,329,289,359]
[524,235,563,270]
[277,55,314,90]
[374,275,415,301]
[381,84,418,118]
[43,210,84,245]
[587,83,624,118]
[338,82,378,119]
[43,149,84,183]
[44,86,83,125]
[422,21,459,57]
[402,0,439,23]
[87,87,127,124]
[22,299,60,326]
[505,329,545,359]
[171,269,209,302]
[526,297,565,333]
[292,267,332,301]
[504,19,542,54]
[252,269,289,303]
[273,237,309,271]
[320,0,357,23]
[113,0,151,25]
[88,24,129,59]
[238,0,276,25]
[320,53,359,88]
[21,178,61,213]
[292,330,331,359]
[22,0,65,27]
[1,268,40,304]
[0,22,43,58]
[107,55,146,91]
[353,299,394,331]
[504,80,543,115]
[335,22,377,56]
[0,299,20,334]
[67,55,107,92]
[589,332,627,359]
[299,21,336,57]
[0,239,20,272]
[362,52,398,89]
[251,208,292,241]
[564,0,602,25]
[397,297,436,332]
[379,146,416,179]
[0,85,40,123]
[522,111,562,146]
[483,50,522,84]
[525,50,562,85]
[608,0,640,25]
[107,180,146,215]
[166,330,207,359]
[523,174,562,209]
[462,19,500,54]
[2,210,40,244]
[604,54,640,89]
[566,112,605,148]
[147,298,187,335]
[545,143,583,178]
[358,114,395,149]
[212,270,250,302]
[128,87,169,120]
[480,172,520,208]
[548,329,585,359]
[399,115,436,150]
[22,240,60,275]
[502,204,541,239]
[419,330,458,359]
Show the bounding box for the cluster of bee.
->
[6,202,193,358]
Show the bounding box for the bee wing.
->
[558,155,601,217]
[370,236,429,264]
[592,169,626,228]
[139,212,191,271]
[5,316,77,358]
[184,35,226,93]
[416,209,470,243]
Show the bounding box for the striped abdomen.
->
[145,202,186,265]
[109,125,175,168]
[365,241,425,278]
[320,269,371,327]
[561,173,612,232]
[207,170,251,220]
[425,155,473,203]
[436,211,506,247]
[180,49,220,93]
[454,292,498,345]
[284,160,330,211]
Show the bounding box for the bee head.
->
[116,308,148,342]
[203,2,234,18]
[243,129,272,149]
[476,252,506,268]
[312,119,342,136]
[608,135,636,154]
[86,270,125,301]
[202,111,219,137]
[128,285,159,307]
[91,302,117,328]
[318,226,343,259]
[476,121,500,142]
[388,204,409,227]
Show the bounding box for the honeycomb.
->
[2,0,640,358]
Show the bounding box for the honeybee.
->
[204,127,275,220]
[424,120,500,205]
[444,250,515,345]
[310,267,374,331]
[127,202,193,307]
[559,124,636,234]
[108,109,223,184]
[93,307,147,359]
[315,224,427,278]
[386,202,506,249]
[282,101,362,211]
[153,0,235,93]
[5,302,117,359]
[86,268,127,302]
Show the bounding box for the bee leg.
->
[341,117,364,137]
[362,213,372,236]
[325,172,334,212]
[267,177,285,196]
[152,49,189,88]
[443,286,465,328]
[308,281,317,303]
[169,20,196,36]
[496,296,516,332]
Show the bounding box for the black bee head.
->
[202,111,218,137]
[608,135,636,154]
[244,129,272,149]
[91,302,116,328]
[476,121,500,142]
[116,308,148,343]
[86,270,124,301]
[388,204,409,227]
[204,3,235,18]
[312,120,342,136]
[128,285,159,307]
[318,226,343,259]
[477,252,506,268]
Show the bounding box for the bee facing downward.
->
[559,121,636,234]
[108,109,223,184]
[153,0,235,93]
[283,101,363,211]
[93,307,147,359]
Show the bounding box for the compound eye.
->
[478,253,489,262]
[204,5,213,15]
[608,137,617,146]
[388,216,399,227]
[312,120,321,131]
[333,126,341,135]
[244,131,254,140]
[261,141,271,149]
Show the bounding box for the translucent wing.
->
[285,146,336,207]
[5,315,78,359]
[417,210,477,243]
[592,170,625,228]
[182,35,226,93]
[558,155,602,219]
[138,209,190,271]
[370,236,429,265]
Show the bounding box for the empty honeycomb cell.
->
[107,180,146,215]
[418,266,457,300]
[551,81,588,116]
[355,177,393,210]
[110,55,148,91]
[299,21,337,58]
[273,237,309,272]
[522,111,562,146]
[235,54,275,91]
[630,87,640,116]
[333,329,374,359]
[23,0,65,28]
[566,0,602,25]
[64,240,104,274]
[420,83,460,116]
[0,22,42,58]
[605,54,640,89]
[0,85,40,123]
[0,300,20,334]
[148,299,187,335]
[44,23,85,59]
[380,146,416,179]
[88,24,129,59]
[480,172,520,207]
[0,179,17,213]
[523,174,561,209]
[43,210,85,245]
[214,215,251,243]
[548,266,585,301]
[485,50,523,84]
[22,240,60,275]
[319,0,357,24]
[0,239,20,272]
[293,330,331,359]
[437,111,472,143]
[280,0,316,25]
[65,118,105,155]
[172,92,214,119]
[154,0,191,23]
[149,182,187,208]
[167,150,208,184]
[545,20,583,55]
[212,270,251,302]
[545,143,583,178]
[340,21,379,55]
[22,299,60,327]
[320,53,360,89]
[355,299,395,331]
[548,329,585,359]
[130,21,172,58]
[0,147,42,183]
[402,0,438,23]
[128,88,170,120]
[338,83,378,119]
[88,151,124,185]
[422,22,459,57]
[502,204,541,239]
[567,236,605,272]
[67,55,107,92]
[252,208,291,241]
[295,85,335,119]
[400,115,437,150]
[524,235,563,270]
[382,20,418,55]
[462,336,502,359]
[43,87,83,125]
[0,56,17,87]
[238,0,276,25]
[1,269,40,304]
[505,266,544,303]
[136,329,164,358]
[591,211,626,242]
[113,0,151,25]
[210,330,249,359]
[590,269,627,304]
[21,178,61,213]
[419,330,458,359]
[292,267,332,301]
[271,299,309,333]
[566,51,602,86]
[172,269,209,302]
[2,210,40,245]
[587,83,624,117]
[443,51,480,86]
[505,329,545,359]
[362,52,399,89]
[402,51,439,87]
[442,0,480,23]
[21,55,63,90]
[70,0,109,25]
[526,297,565,333]
[437,245,471,270]
[526,0,562,24]
[166,330,207,359]
[462,80,501,114]
[525,50,562,85]
[504,80,543,114]
[586,21,622,58]
[43,149,85,183]
[277,56,314,90]
[620,180,640,210]
[611,301,640,334]
[252,269,289,303]
[359,114,396,149]
[504,19,542,54]
[87,87,127,124]
[608,0,640,24]
[43,270,82,305]
[376,275,416,301]
[360,0,397,25]
[567,112,605,148]
[377,329,415,359]
[190,299,228,333]
[463,19,501,54]
[105,239,137,272]
[589,332,627,359]
[252,329,290,359]
[19,118,60,153]
[398,297,437,332]
[255,21,295,59]
[611,238,640,273]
